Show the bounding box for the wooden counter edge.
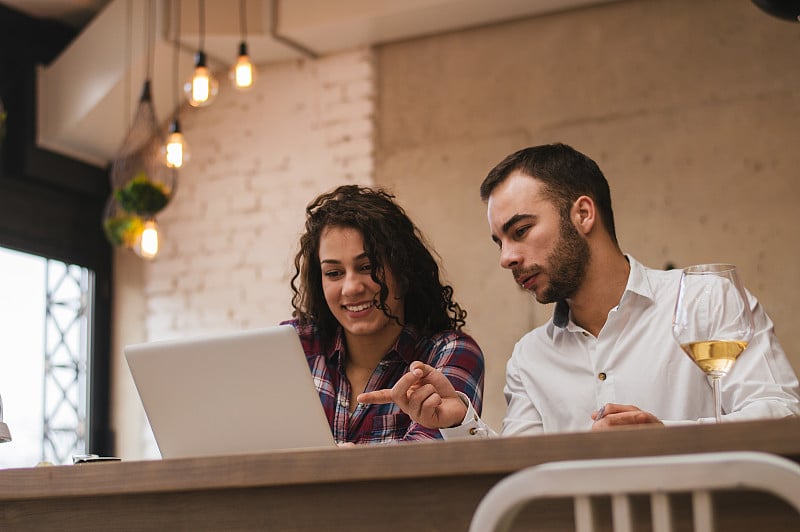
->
[1,417,798,501]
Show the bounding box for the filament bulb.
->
[134,219,160,260]
[162,120,190,169]
[184,51,218,107]
[231,42,255,90]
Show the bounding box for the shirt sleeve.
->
[661,291,800,425]
[441,339,547,440]
[716,292,800,421]
[401,331,485,442]
[500,341,546,435]
[440,392,497,440]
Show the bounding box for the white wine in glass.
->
[672,264,754,423]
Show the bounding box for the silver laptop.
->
[124,325,336,458]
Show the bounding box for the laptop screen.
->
[124,325,336,458]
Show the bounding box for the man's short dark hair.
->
[480,143,618,245]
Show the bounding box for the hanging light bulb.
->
[164,1,189,169]
[162,118,190,168]
[184,0,217,106]
[184,50,218,107]
[230,0,255,90]
[231,42,255,90]
[134,218,160,260]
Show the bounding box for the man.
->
[358,143,800,436]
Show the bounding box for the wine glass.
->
[672,264,754,423]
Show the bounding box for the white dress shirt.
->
[443,256,800,439]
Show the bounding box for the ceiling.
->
[1,0,616,166]
[0,0,111,29]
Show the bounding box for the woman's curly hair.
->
[290,185,467,342]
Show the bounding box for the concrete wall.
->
[374,0,800,430]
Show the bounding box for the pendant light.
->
[164,119,189,168]
[104,0,172,260]
[230,0,255,90]
[134,218,160,260]
[163,0,190,168]
[184,0,218,107]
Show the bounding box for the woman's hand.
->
[357,361,467,429]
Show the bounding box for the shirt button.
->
[598,372,607,381]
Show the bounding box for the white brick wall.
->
[122,48,375,459]
[144,48,375,339]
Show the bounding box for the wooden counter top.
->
[2,418,799,530]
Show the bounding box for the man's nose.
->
[499,243,521,270]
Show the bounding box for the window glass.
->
[0,247,91,468]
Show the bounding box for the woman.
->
[284,185,484,444]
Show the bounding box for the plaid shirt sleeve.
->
[400,330,485,442]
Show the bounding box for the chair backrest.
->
[469,451,800,532]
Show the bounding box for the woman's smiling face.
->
[319,225,405,341]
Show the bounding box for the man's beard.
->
[534,217,590,304]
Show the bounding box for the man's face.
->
[486,172,589,303]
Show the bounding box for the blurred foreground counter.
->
[1,418,799,531]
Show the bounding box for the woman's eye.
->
[323,270,342,279]
[359,263,372,273]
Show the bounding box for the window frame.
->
[0,5,113,456]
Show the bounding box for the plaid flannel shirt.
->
[283,318,484,445]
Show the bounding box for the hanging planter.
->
[102,196,145,249]
[114,171,171,214]
[110,80,177,217]
[102,1,170,259]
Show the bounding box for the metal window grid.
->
[42,259,93,464]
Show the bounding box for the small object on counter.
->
[72,454,122,464]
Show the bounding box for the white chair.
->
[469,451,800,532]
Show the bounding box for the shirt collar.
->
[623,254,656,301]
[553,254,653,329]
[327,323,421,364]
[328,327,348,362]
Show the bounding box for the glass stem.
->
[712,376,722,423]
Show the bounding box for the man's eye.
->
[514,225,530,239]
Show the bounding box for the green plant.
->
[103,214,144,247]
[114,172,170,214]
